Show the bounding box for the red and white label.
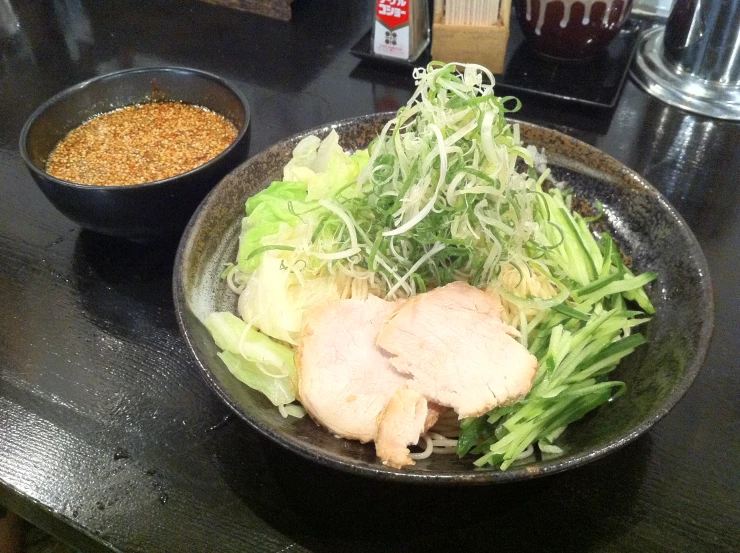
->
[376,0,409,29]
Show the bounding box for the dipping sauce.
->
[46,102,238,186]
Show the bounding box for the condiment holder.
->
[431,0,512,73]
[372,0,430,62]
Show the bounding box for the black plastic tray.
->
[351,19,645,108]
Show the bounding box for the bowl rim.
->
[18,66,251,191]
[173,112,714,485]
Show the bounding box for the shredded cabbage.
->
[205,312,297,406]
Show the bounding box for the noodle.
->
[410,432,458,460]
[409,410,462,460]
[495,262,558,329]
[428,432,459,453]
[410,434,434,460]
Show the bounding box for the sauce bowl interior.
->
[19,67,250,239]
[23,67,248,179]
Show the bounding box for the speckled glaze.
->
[174,113,713,485]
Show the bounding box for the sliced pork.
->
[296,295,407,443]
[375,389,428,469]
[376,281,538,418]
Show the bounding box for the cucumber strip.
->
[551,303,590,321]
[572,270,623,298]
[576,272,658,308]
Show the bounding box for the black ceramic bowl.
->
[19,67,250,240]
[174,113,713,485]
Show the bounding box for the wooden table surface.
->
[0,1,738,552]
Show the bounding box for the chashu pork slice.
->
[297,295,409,443]
[375,388,429,469]
[376,281,538,418]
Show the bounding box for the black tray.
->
[350,28,431,68]
[351,19,645,108]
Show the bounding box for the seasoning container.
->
[372,0,430,61]
[19,66,251,239]
[431,0,512,73]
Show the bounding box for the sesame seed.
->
[46,102,239,186]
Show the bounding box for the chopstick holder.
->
[431,0,511,73]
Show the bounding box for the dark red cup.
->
[515,0,634,60]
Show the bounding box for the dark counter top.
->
[1,1,738,552]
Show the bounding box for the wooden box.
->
[431,0,511,74]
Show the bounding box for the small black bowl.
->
[19,67,250,240]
